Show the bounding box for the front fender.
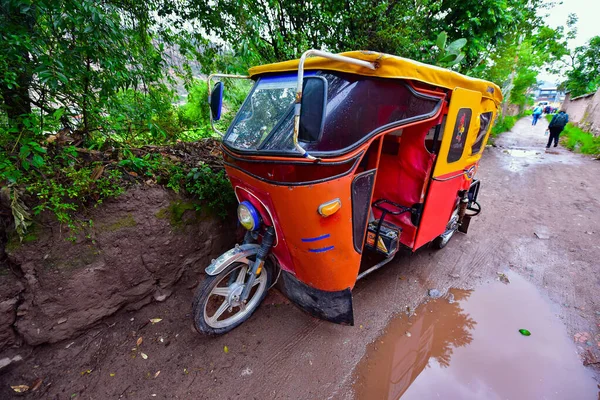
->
[205,244,261,276]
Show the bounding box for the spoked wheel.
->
[193,260,272,335]
[433,207,459,249]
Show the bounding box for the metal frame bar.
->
[356,247,399,280]
[207,73,251,136]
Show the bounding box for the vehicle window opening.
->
[356,136,383,174]
[447,108,472,163]
[471,111,493,154]
[425,116,446,154]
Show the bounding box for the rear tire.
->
[193,260,273,336]
[433,207,459,249]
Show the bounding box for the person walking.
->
[532,105,543,125]
[546,110,569,148]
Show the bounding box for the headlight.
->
[237,201,261,231]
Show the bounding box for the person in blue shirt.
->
[532,105,543,125]
[546,110,569,148]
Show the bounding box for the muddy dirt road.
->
[2,117,600,399]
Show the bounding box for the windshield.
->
[224,74,297,150]
[224,71,442,156]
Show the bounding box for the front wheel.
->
[193,260,272,335]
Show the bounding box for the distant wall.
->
[561,89,600,136]
[505,104,521,117]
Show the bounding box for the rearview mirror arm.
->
[207,73,251,136]
[294,50,377,161]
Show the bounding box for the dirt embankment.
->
[0,185,236,352]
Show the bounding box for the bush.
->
[185,166,236,218]
[490,114,518,138]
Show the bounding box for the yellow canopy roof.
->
[248,50,503,105]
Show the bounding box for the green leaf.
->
[19,145,31,158]
[446,38,467,54]
[448,53,466,66]
[53,108,65,120]
[31,154,44,168]
[439,54,459,63]
[436,32,447,51]
[56,72,69,84]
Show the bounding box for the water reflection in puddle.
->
[352,273,598,399]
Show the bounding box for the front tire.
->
[193,260,272,335]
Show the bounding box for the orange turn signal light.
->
[318,198,341,217]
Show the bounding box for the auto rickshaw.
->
[193,50,502,335]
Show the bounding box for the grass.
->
[560,124,600,155]
[545,114,600,156]
[490,115,519,139]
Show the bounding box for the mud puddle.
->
[352,272,598,399]
[500,147,580,172]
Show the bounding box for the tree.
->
[187,0,553,78]
[563,36,600,97]
[0,0,186,138]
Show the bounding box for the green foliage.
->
[563,36,600,97]
[1,186,31,241]
[435,32,467,67]
[185,166,236,218]
[187,0,548,75]
[116,151,235,217]
[27,162,124,231]
[560,124,600,155]
[0,0,174,133]
[490,110,534,139]
[177,79,213,140]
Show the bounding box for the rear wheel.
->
[193,260,272,335]
[433,207,459,249]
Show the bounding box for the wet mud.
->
[500,147,581,173]
[353,272,598,399]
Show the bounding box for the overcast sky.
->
[537,0,600,84]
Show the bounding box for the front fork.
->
[239,226,275,303]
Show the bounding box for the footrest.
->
[365,220,401,256]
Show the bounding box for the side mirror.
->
[299,77,327,142]
[210,81,224,121]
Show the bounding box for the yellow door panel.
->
[434,87,482,177]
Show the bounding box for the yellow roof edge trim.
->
[248,50,503,105]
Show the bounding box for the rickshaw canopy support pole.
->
[293,50,377,161]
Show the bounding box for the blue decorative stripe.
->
[301,234,331,243]
[308,245,335,253]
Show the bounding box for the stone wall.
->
[561,89,600,136]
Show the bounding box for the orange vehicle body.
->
[215,51,502,324]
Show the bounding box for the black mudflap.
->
[458,214,472,233]
[278,271,354,325]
